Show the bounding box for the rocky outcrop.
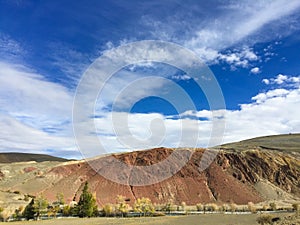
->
[218,150,300,197]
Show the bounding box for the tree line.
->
[1,182,299,221]
[15,182,157,221]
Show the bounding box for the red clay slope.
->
[40,147,299,206]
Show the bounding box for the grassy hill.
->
[0,152,69,163]
[220,133,300,153]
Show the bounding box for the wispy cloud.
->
[0,62,76,156]
[0,62,73,121]
[185,1,300,51]
[0,33,26,63]
[141,0,300,70]
[46,42,94,85]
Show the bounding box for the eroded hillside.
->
[0,134,299,208]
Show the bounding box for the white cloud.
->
[1,62,299,158]
[171,74,191,81]
[191,47,220,63]
[218,48,258,68]
[274,74,288,84]
[143,1,300,67]
[99,75,300,154]
[262,74,300,87]
[250,67,260,74]
[0,114,74,153]
[223,87,300,143]
[251,89,289,104]
[88,73,300,156]
[0,62,73,122]
[0,62,76,156]
[80,82,300,156]
[262,79,270,85]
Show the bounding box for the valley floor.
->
[2,213,293,225]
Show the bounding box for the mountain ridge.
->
[0,133,299,210]
[0,152,69,163]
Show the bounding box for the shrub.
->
[0,207,4,222]
[229,203,237,212]
[162,200,175,214]
[256,214,273,225]
[221,204,230,212]
[24,195,30,202]
[102,204,114,217]
[248,202,256,213]
[180,202,186,212]
[12,206,23,221]
[292,203,299,211]
[262,204,269,211]
[115,195,129,217]
[62,205,71,216]
[134,197,155,216]
[269,202,277,211]
[211,203,219,211]
[292,203,299,216]
[205,203,218,212]
[196,203,203,211]
[154,204,164,211]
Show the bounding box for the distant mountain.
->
[0,152,69,163]
[0,134,299,209]
[220,133,300,153]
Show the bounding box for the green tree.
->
[134,197,154,216]
[34,195,48,220]
[23,199,35,220]
[77,182,98,217]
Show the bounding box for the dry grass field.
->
[2,213,293,225]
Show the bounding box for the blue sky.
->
[0,0,300,159]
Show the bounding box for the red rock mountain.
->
[0,134,299,207]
